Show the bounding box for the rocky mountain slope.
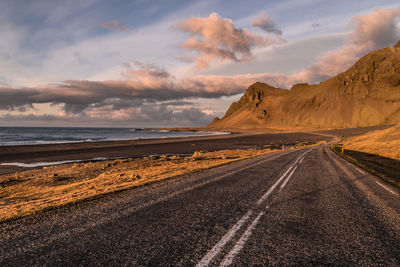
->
[209,41,400,130]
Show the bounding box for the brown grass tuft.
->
[0,149,272,222]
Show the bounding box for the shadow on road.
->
[270,173,369,209]
[332,148,400,188]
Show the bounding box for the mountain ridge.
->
[209,41,400,130]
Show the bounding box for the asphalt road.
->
[1,145,399,266]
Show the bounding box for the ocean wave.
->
[1,160,87,168]
[150,129,170,133]
[0,156,123,168]
[0,127,231,146]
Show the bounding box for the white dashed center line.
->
[280,165,298,191]
[196,210,253,267]
[376,181,398,196]
[197,150,308,266]
[356,167,366,175]
[220,206,269,267]
[257,151,307,205]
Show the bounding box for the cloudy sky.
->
[0,0,399,127]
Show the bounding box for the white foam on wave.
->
[1,160,87,168]
[0,129,231,147]
[201,131,230,136]
[0,157,115,168]
[0,140,85,146]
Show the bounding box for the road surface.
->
[1,145,399,266]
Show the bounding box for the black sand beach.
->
[0,125,389,175]
[0,131,325,174]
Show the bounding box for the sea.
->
[0,127,229,146]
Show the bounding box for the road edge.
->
[329,146,400,189]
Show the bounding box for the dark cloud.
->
[252,13,282,35]
[136,105,214,126]
[159,100,195,107]
[0,87,37,111]
[174,107,213,125]
[312,23,320,28]
[3,8,398,126]
[0,113,63,122]
[0,62,283,115]
[0,105,214,127]
[0,59,293,126]
[122,62,171,81]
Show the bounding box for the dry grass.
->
[342,125,400,160]
[0,149,273,222]
[332,125,400,188]
[331,147,400,188]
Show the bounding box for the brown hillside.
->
[209,41,400,130]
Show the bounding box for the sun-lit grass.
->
[342,125,400,160]
[331,125,400,188]
[0,149,273,222]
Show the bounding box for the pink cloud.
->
[291,8,400,83]
[177,12,283,68]
[0,61,290,117]
[1,8,400,125]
